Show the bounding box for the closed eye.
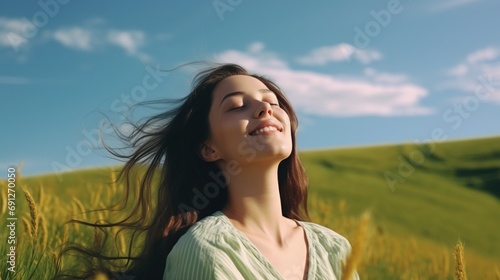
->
[227,102,278,112]
[227,105,247,112]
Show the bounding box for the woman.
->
[57,63,357,280]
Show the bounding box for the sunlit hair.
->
[54,63,308,279]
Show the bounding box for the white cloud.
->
[107,30,144,55]
[0,17,32,49]
[296,43,382,65]
[466,47,499,64]
[52,27,93,51]
[44,25,151,61]
[106,30,151,62]
[441,46,500,103]
[447,63,468,77]
[0,17,153,62]
[430,0,482,12]
[248,42,264,53]
[215,42,431,117]
[0,17,27,34]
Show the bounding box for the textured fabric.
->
[163,211,359,280]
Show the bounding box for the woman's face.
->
[203,75,293,166]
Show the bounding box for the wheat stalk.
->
[73,197,87,220]
[50,251,59,268]
[342,212,370,280]
[112,225,127,256]
[90,183,104,208]
[39,215,48,250]
[93,227,103,252]
[38,184,45,206]
[22,216,33,239]
[454,240,468,280]
[23,187,39,238]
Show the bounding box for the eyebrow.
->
[219,89,274,106]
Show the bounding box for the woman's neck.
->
[222,162,288,245]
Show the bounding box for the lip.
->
[249,120,283,136]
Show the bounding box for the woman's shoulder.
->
[173,211,230,248]
[164,212,236,279]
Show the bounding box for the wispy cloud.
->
[0,17,31,50]
[216,42,431,117]
[465,47,499,64]
[430,0,483,13]
[440,46,500,102]
[1,17,156,62]
[52,27,93,51]
[0,76,31,85]
[107,30,150,61]
[46,26,150,61]
[296,43,382,65]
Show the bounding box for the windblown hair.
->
[54,63,309,279]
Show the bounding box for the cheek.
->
[211,117,245,146]
[282,115,294,145]
[277,110,292,133]
[208,114,225,146]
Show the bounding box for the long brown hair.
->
[54,63,309,279]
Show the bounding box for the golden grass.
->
[39,215,48,250]
[22,216,33,239]
[341,212,370,280]
[73,197,87,219]
[38,184,46,206]
[455,240,468,280]
[2,173,499,279]
[22,187,39,238]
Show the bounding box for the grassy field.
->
[1,136,499,279]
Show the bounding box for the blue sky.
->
[1,0,500,177]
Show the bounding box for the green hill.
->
[300,135,500,259]
[17,135,500,277]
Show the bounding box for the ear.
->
[199,143,221,162]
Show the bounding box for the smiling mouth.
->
[249,125,283,136]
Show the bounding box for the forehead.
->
[212,75,271,99]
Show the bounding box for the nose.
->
[253,101,273,118]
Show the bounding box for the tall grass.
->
[341,212,370,280]
[455,240,468,280]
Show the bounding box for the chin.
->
[235,135,292,163]
[257,144,292,161]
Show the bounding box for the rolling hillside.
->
[8,137,500,279]
[300,135,500,260]
[22,136,500,256]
